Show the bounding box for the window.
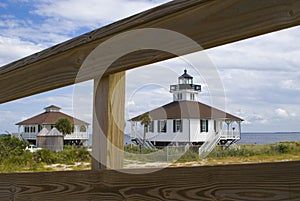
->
[24,126,29,133]
[146,121,154,133]
[30,126,35,133]
[177,93,182,100]
[190,93,195,100]
[214,120,216,132]
[148,121,154,132]
[157,120,167,133]
[200,120,208,132]
[38,125,42,132]
[80,125,86,132]
[173,120,183,132]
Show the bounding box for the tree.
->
[140,113,152,147]
[55,118,73,135]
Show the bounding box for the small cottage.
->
[130,70,243,150]
[16,105,89,145]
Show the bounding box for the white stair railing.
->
[132,136,156,149]
[198,131,221,158]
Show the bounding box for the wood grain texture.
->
[92,72,125,170]
[0,0,300,103]
[0,161,299,201]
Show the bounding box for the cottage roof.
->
[130,101,243,121]
[16,106,89,125]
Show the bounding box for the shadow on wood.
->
[0,161,300,201]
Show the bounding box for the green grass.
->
[1,136,300,172]
[124,142,300,166]
[208,142,299,158]
[191,142,300,166]
[0,136,91,173]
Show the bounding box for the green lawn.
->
[1,136,300,172]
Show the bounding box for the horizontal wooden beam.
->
[0,0,300,103]
[0,161,300,200]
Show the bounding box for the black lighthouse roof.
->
[178,69,193,79]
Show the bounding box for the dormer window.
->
[44,105,61,113]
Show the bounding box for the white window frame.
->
[173,119,183,133]
[157,120,167,133]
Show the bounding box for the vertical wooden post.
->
[92,71,125,170]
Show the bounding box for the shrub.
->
[272,143,292,154]
[33,146,91,165]
[177,151,199,162]
[33,149,57,164]
[0,136,29,161]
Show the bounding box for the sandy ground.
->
[45,162,91,171]
[44,158,297,171]
[44,161,206,171]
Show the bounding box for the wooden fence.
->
[1,161,300,200]
[0,0,300,200]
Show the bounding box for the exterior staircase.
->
[198,131,221,158]
[131,137,156,149]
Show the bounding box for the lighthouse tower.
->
[170,69,201,101]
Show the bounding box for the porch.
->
[19,132,89,141]
[219,119,242,140]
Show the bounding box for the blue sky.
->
[1,0,300,134]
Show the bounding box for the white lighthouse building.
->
[130,70,243,154]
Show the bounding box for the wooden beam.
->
[0,0,300,103]
[0,161,300,200]
[92,72,125,169]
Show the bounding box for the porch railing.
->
[64,132,89,140]
[18,132,89,140]
[220,130,241,140]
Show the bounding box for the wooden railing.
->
[1,161,300,200]
[0,0,300,200]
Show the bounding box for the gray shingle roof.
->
[36,128,49,136]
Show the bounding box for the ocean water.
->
[88,132,300,145]
[87,134,132,145]
[238,132,300,144]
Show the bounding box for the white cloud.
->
[275,108,289,118]
[0,0,170,65]
[280,79,300,90]
[206,26,300,72]
[32,0,169,26]
[0,35,44,66]
[0,14,72,45]
[202,26,300,132]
